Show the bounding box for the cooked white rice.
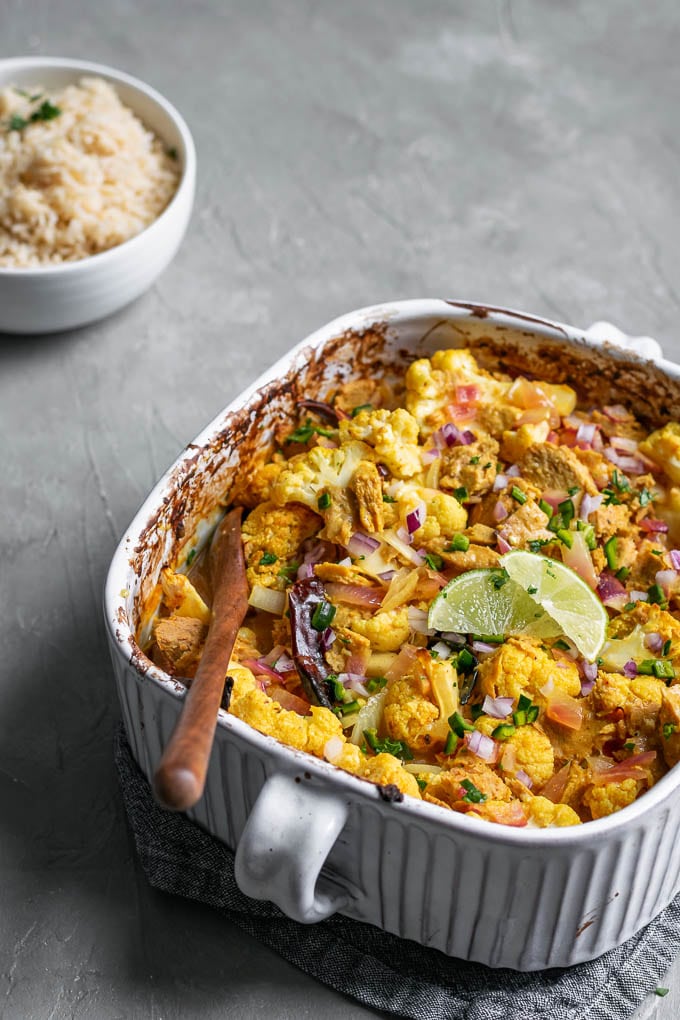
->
[0,77,180,267]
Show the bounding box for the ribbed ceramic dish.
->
[104,299,680,970]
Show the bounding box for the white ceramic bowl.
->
[0,56,196,334]
[105,300,680,970]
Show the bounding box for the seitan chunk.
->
[439,434,499,497]
[350,460,384,533]
[154,615,207,677]
[520,443,598,495]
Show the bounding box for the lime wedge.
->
[500,549,608,660]
[428,568,563,641]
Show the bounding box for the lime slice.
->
[428,568,563,641]
[500,549,608,660]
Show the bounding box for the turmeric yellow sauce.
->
[145,349,680,828]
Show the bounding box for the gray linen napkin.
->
[114,726,676,1020]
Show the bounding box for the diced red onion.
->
[421,447,441,464]
[482,695,514,719]
[262,644,286,667]
[603,447,645,474]
[465,729,498,763]
[441,631,466,644]
[539,678,555,697]
[576,423,597,445]
[581,660,598,682]
[347,532,380,557]
[580,677,596,696]
[670,550,680,570]
[324,736,345,763]
[396,524,413,545]
[378,569,396,582]
[506,463,521,477]
[431,640,454,659]
[297,562,315,580]
[629,590,649,602]
[579,492,603,520]
[656,570,678,594]
[406,502,427,534]
[243,658,282,682]
[640,517,669,533]
[547,430,559,443]
[407,606,434,635]
[338,557,351,567]
[321,628,336,651]
[644,632,663,654]
[609,435,639,453]
[541,489,569,511]
[596,571,626,604]
[603,404,631,422]
[493,474,508,491]
[338,672,371,697]
[439,422,465,447]
[497,533,512,554]
[516,769,533,789]
[461,429,475,445]
[471,640,499,655]
[493,500,509,523]
[376,462,390,478]
[325,582,385,608]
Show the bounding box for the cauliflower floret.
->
[383,652,458,753]
[583,778,638,819]
[405,349,510,434]
[639,423,680,484]
[478,637,581,702]
[404,357,449,427]
[359,753,421,798]
[160,568,211,624]
[241,501,321,590]
[525,796,581,827]
[394,484,467,543]
[231,454,285,507]
[339,409,422,479]
[475,716,554,786]
[592,671,665,738]
[332,604,411,652]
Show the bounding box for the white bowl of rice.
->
[0,56,196,334]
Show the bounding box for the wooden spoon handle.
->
[153,506,249,811]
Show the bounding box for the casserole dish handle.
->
[234,772,350,923]
[584,320,663,361]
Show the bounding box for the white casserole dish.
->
[104,299,680,971]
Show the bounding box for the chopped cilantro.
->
[623,741,635,751]
[278,562,300,581]
[567,485,580,496]
[317,492,332,510]
[527,584,538,595]
[611,468,630,493]
[663,723,677,740]
[602,488,622,506]
[351,403,373,417]
[286,418,335,443]
[259,551,278,565]
[639,487,655,507]
[469,455,480,464]
[382,493,397,503]
[554,639,571,651]
[365,675,388,694]
[528,538,551,553]
[363,728,413,760]
[460,778,486,804]
[482,461,492,469]
[491,569,509,590]
[8,114,28,131]
[424,552,444,571]
[186,548,197,565]
[30,99,61,122]
[416,777,428,791]
[454,486,469,502]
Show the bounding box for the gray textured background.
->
[1,1,679,1016]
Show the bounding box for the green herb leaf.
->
[30,99,61,123]
[351,403,373,417]
[317,492,332,510]
[259,551,278,565]
[424,552,444,571]
[460,778,486,804]
[363,728,413,760]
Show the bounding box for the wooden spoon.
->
[153,505,248,811]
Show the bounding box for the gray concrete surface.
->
[1,0,680,1016]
